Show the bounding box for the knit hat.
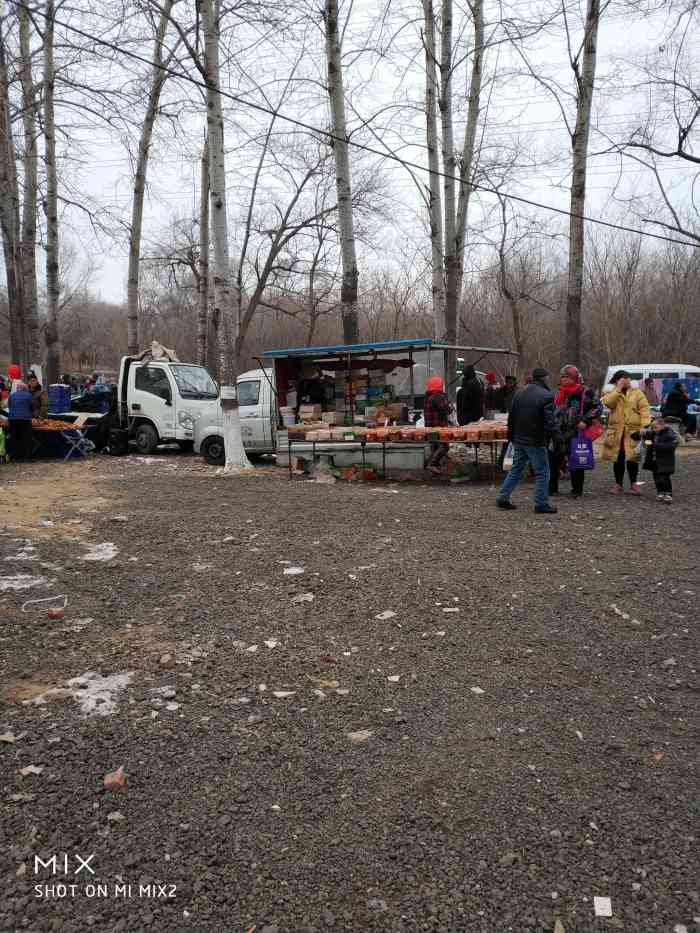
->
[425,376,444,393]
[8,364,21,380]
[560,364,583,383]
[485,371,498,383]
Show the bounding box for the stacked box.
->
[299,404,322,421]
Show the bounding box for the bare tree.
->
[126,0,179,355]
[43,0,61,384]
[323,0,359,344]
[0,1,26,367]
[197,135,209,365]
[200,0,250,471]
[565,0,601,365]
[18,1,40,365]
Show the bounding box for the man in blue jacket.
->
[496,367,560,514]
[8,381,35,461]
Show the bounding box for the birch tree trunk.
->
[323,0,359,344]
[454,0,483,302]
[197,136,209,366]
[439,0,458,395]
[43,0,60,384]
[127,0,175,356]
[566,0,600,365]
[19,2,40,366]
[422,0,446,341]
[0,1,26,368]
[201,0,250,471]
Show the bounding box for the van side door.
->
[130,364,176,439]
[237,378,272,451]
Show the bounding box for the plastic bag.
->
[569,433,595,470]
[503,442,514,470]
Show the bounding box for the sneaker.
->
[610,483,623,494]
[656,493,665,501]
[534,504,558,514]
[663,494,673,503]
[629,483,643,495]
[569,490,582,498]
[496,499,517,510]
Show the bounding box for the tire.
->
[202,435,225,466]
[176,440,194,452]
[134,423,159,455]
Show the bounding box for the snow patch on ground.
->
[0,574,47,591]
[25,671,134,717]
[5,540,39,561]
[82,542,118,562]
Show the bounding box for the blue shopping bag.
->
[569,432,595,471]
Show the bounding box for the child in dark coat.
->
[631,416,679,503]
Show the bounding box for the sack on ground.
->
[569,433,595,471]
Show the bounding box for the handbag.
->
[569,432,595,471]
[583,421,603,441]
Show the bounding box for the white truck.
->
[117,355,221,454]
[193,368,276,465]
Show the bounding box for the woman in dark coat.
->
[662,382,696,438]
[456,365,484,425]
[549,364,602,497]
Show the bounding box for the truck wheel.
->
[134,423,159,455]
[202,435,225,466]
[176,440,194,452]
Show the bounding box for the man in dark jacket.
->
[496,367,560,514]
[456,365,484,425]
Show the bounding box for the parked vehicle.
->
[117,356,220,454]
[602,363,700,396]
[194,368,276,465]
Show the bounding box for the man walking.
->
[496,367,560,514]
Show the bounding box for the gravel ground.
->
[0,450,698,933]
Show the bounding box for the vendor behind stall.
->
[27,372,48,418]
[296,364,324,406]
[8,380,34,461]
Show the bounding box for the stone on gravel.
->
[366,898,387,911]
[159,653,175,669]
[499,851,519,867]
[291,593,314,603]
[19,765,43,776]
[103,765,127,790]
[272,691,296,698]
[347,730,373,744]
[375,610,397,620]
[471,686,485,695]
[662,657,677,667]
[106,810,125,822]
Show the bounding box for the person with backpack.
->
[549,365,602,498]
[496,367,561,514]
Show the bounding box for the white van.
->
[118,356,221,454]
[603,363,700,392]
[194,368,276,465]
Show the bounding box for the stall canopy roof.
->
[262,338,517,359]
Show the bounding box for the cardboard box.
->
[299,404,322,421]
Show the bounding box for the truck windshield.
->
[170,365,218,399]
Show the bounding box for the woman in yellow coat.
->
[602,370,651,494]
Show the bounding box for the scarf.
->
[555,383,583,407]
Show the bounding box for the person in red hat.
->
[423,375,452,473]
[550,364,602,498]
[484,371,499,415]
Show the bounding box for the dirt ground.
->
[0,450,698,933]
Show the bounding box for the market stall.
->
[31,418,92,460]
[259,338,517,481]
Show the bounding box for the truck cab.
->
[194,368,276,465]
[118,356,220,454]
